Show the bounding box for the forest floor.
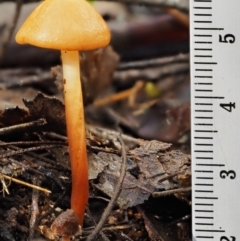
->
[0,1,191,240]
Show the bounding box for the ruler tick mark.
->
[195,223,214,225]
[195,89,212,92]
[195,130,217,132]
[194,150,213,153]
[196,164,225,167]
[195,103,213,105]
[196,237,214,239]
[196,158,213,161]
[194,14,212,16]
[195,69,212,71]
[195,28,224,30]
[195,170,213,173]
[195,96,224,99]
[195,210,214,212]
[194,35,212,37]
[196,230,225,233]
[195,197,217,200]
[195,204,214,206]
[195,143,213,146]
[194,0,212,2]
[196,177,213,179]
[195,55,212,57]
[195,110,213,112]
[195,41,212,43]
[194,21,212,24]
[195,48,212,51]
[194,62,217,64]
[194,7,212,9]
[195,117,213,120]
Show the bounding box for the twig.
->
[93,81,144,107]
[165,8,189,27]
[117,53,189,70]
[83,224,137,235]
[95,0,189,11]
[0,119,47,136]
[114,62,189,83]
[1,173,51,194]
[87,125,139,149]
[85,207,110,241]
[0,144,61,159]
[43,132,68,141]
[152,187,191,197]
[0,140,67,146]
[86,134,127,241]
[29,177,40,241]
[120,232,134,241]
[8,157,44,176]
[0,141,62,167]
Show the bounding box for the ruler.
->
[191,0,240,240]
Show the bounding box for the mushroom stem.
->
[61,50,89,225]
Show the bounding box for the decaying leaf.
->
[23,92,66,132]
[0,106,29,128]
[0,92,66,132]
[88,152,108,180]
[89,139,191,208]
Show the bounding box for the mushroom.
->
[51,209,80,241]
[16,0,110,226]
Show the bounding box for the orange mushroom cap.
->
[16,0,110,51]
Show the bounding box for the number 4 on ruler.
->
[220,102,236,112]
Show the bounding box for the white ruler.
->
[191,0,240,240]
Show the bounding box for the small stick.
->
[86,207,110,241]
[165,8,189,28]
[0,140,67,146]
[93,81,143,107]
[86,134,127,241]
[152,187,191,197]
[117,53,189,70]
[0,119,47,136]
[0,176,10,195]
[87,125,139,148]
[1,174,51,195]
[0,144,61,159]
[29,177,40,240]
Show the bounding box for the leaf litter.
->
[0,92,191,240]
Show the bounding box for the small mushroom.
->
[51,209,80,241]
[16,0,110,226]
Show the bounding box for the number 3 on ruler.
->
[220,170,236,179]
[220,236,236,241]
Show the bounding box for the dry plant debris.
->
[0,1,192,240]
[0,93,191,240]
